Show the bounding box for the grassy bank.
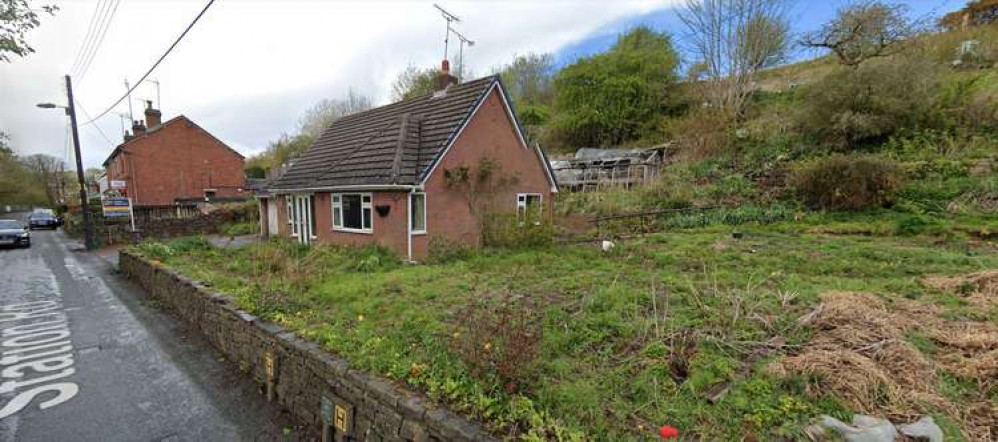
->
[130,224,997,440]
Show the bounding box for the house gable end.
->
[420,81,558,193]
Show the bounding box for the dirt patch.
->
[769,290,998,441]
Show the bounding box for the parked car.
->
[28,212,60,230]
[0,219,30,248]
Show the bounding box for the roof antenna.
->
[433,4,460,62]
[124,78,134,123]
[150,79,161,109]
[451,28,474,80]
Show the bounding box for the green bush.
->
[791,156,903,210]
[482,213,555,249]
[893,215,945,237]
[426,235,473,264]
[796,58,944,149]
[223,221,257,236]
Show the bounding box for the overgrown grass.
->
[129,226,998,440]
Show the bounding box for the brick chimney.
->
[144,100,162,128]
[435,59,458,91]
[132,120,146,137]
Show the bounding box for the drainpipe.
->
[406,189,413,262]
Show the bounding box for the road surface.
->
[0,217,302,441]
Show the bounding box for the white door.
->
[267,199,279,237]
[291,194,314,245]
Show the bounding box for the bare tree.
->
[678,0,791,117]
[21,153,65,205]
[800,1,915,68]
[298,90,372,139]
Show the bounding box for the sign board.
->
[110,180,127,189]
[264,352,275,379]
[334,404,352,433]
[102,197,131,218]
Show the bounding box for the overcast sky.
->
[0,0,962,169]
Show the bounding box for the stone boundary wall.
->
[119,251,493,442]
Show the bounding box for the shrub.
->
[426,235,473,264]
[223,221,257,236]
[893,215,945,237]
[791,156,903,210]
[482,213,555,249]
[796,57,944,150]
[451,293,544,394]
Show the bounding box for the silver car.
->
[0,219,30,248]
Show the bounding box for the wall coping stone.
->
[119,250,495,441]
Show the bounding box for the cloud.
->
[0,0,673,168]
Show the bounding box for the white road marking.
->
[0,299,80,419]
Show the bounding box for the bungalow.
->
[263,63,558,260]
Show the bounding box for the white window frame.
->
[517,193,543,225]
[286,195,299,237]
[410,192,426,235]
[332,192,373,234]
[516,193,542,215]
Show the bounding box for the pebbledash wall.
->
[119,251,493,442]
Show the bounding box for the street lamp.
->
[37,75,96,250]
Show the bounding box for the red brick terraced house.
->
[264,69,558,261]
[103,102,247,206]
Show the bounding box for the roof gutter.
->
[269,184,419,194]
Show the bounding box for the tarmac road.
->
[0,216,302,441]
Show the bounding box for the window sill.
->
[333,227,373,235]
[411,230,427,236]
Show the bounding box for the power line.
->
[84,0,217,126]
[77,0,123,85]
[75,100,115,147]
[69,0,109,76]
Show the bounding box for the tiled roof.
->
[271,75,498,191]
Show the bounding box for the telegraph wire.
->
[76,100,115,148]
[69,0,110,76]
[84,0,216,126]
[77,0,123,85]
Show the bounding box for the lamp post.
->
[37,75,95,250]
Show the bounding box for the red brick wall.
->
[105,117,246,206]
[413,88,555,259]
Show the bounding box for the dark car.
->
[28,212,59,230]
[0,219,30,248]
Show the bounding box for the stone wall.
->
[119,251,492,442]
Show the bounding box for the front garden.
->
[130,220,998,440]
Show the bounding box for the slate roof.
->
[102,115,243,166]
[270,75,499,191]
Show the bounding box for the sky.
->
[0,0,965,170]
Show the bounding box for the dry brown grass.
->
[769,285,998,441]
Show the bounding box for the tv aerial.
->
[451,28,475,78]
[433,4,460,61]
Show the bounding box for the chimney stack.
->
[435,59,458,92]
[132,120,146,137]
[144,100,162,128]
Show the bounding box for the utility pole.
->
[66,75,96,250]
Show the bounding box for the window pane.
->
[342,194,362,229]
[411,193,425,231]
[333,207,341,227]
[309,195,317,235]
[362,208,372,230]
